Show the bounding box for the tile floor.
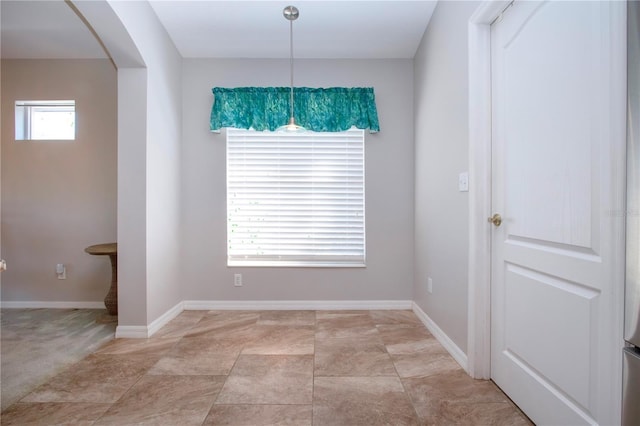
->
[1,310,532,425]
[1,308,116,411]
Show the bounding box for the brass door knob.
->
[488,213,502,227]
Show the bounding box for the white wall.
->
[116,67,148,326]
[413,1,479,353]
[181,59,414,302]
[1,59,117,304]
[108,0,183,326]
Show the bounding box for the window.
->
[227,128,365,267]
[15,100,76,140]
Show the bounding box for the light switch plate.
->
[458,172,469,192]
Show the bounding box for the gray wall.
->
[413,1,479,353]
[181,58,415,302]
[109,0,183,326]
[1,59,117,303]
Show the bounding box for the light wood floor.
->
[1,310,531,425]
[1,308,116,412]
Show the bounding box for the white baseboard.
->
[115,326,149,339]
[1,301,105,309]
[183,299,413,311]
[412,302,468,372]
[115,301,184,338]
[147,301,184,337]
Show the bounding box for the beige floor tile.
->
[392,350,463,378]
[93,337,179,356]
[315,310,369,320]
[94,375,224,425]
[0,402,111,425]
[216,355,313,404]
[257,310,316,326]
[0,308,116,412]
[242,325,315,355]
[313,376,419,426]
[150,312,205,339]
[316,313,378,339]
[204,404,312,426]
[21,354,157,403]
[369,310,424,326]
[402,370,526,424]
[376,323,434,346]
[314,336,396,376]
[385,335,446,355]
[429,401,533,426]
[184,312,259,340]
[5,310,533,425]
[148,337,243,375]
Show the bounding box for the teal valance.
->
[210,87,380,133]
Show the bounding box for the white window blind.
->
[227,128,365,267]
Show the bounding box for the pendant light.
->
[278,5,305,132]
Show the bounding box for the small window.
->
[15,100,76,140]
[227,128,366,267]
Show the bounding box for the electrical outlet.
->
[234,273,243,287]
[427,277,433,294]
[56,263,66,280]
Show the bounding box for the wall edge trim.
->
[183,300,413,311]
[0,301,105,309]
[412,301,468,371]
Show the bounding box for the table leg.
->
[104,254,118,316]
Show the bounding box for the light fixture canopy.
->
[283,5,299,21]
[278,5,305,132]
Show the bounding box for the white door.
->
[490,1,625,425]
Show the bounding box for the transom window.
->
[226,128,366,267]
[15,100,76,141]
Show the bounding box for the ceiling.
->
[1,0,107,59]
[0,0,437,60]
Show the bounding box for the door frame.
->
[466,0,509,381]
[466,1,627,422]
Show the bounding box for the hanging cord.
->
[289,17,295,120]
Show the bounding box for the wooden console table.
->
[85,243,118,316]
